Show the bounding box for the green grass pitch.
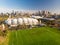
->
[8,27,60,45]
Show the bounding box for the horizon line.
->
[0,8,60,14]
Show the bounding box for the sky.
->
[0,0,60,13]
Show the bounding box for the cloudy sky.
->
[0,0,60,13]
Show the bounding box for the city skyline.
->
[0,0,60,14]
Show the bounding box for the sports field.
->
[8,27,60,45]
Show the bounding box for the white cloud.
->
[0,8,12,13]
[0,7,21,13]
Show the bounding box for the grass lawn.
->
[8,27,60,45]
